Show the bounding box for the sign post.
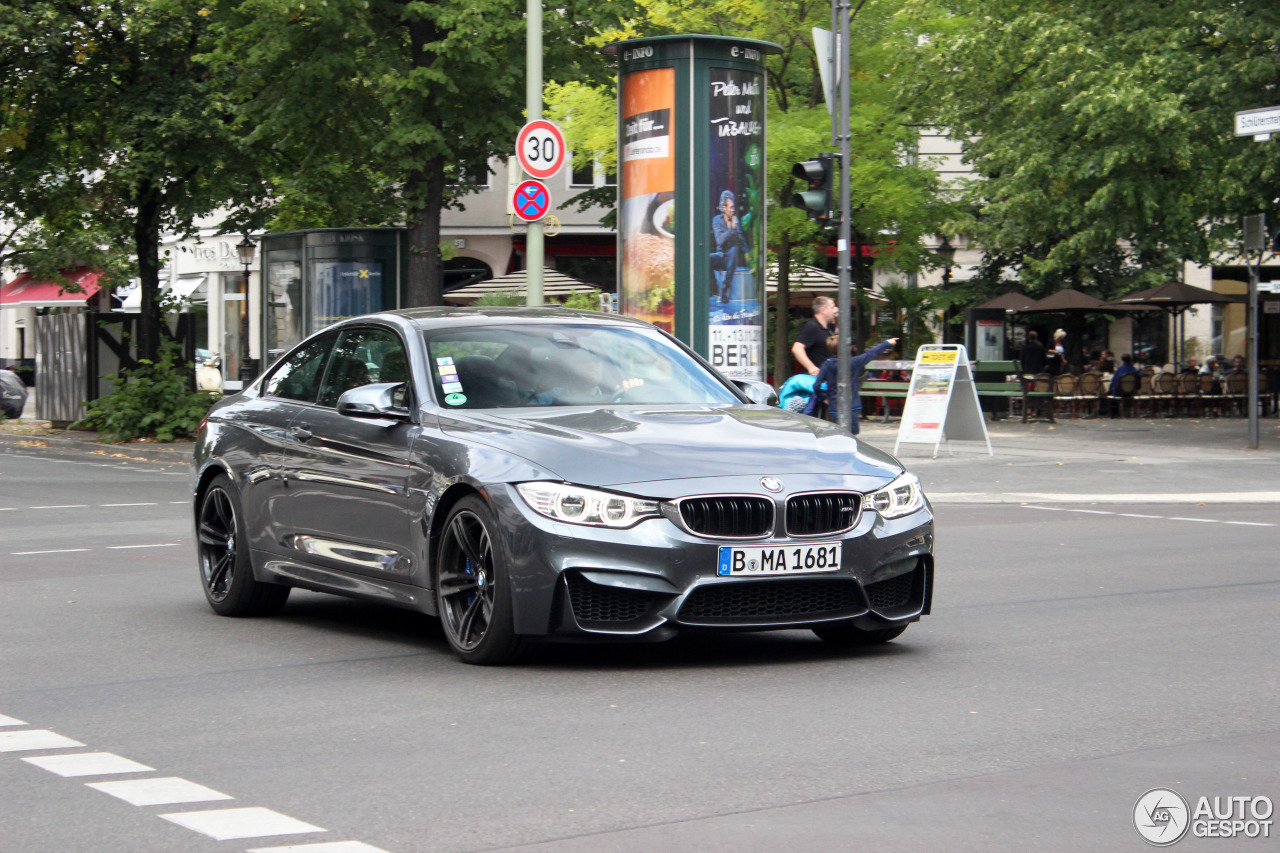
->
[894,344,992,459]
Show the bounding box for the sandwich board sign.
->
[894,344,992,458]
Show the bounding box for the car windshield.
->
[424,324,741,409]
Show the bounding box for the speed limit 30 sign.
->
[516,119,566,180]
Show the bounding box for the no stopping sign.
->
[516,120,566,180]
[512,180,551,222]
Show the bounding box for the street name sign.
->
[516,119,567,179]
[512,179,552,222]
[1235,106,1280,140]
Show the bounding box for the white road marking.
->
[30,504,88,509]
[0,714,27,726]
[160,807,325,841]
[1020,506,1274,527]
[249,842,393,853]
[101,502,157,507]
[23,752,153,777]
[0,730,85,752]
[88,777,233,806]
[105,543,180,550]
[11,549,91,555]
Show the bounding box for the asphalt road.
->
[1,442,1276,852]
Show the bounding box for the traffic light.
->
[791,153,836,222]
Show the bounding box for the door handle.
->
[290,425,313,441]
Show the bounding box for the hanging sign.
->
[512,180,552,222]
[516,119,567,180]
[894,344,992,458]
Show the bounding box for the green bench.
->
[860,359,1056,423]
[971,360,1055,422]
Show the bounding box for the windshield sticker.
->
[442,381,463,393]
[445,393,467,406]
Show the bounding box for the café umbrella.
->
[1104,280,1245,367]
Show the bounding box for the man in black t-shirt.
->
[791,296,839,375]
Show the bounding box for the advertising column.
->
[615,36,780,381]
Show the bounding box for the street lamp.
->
[237,236,258,384]
[936,235,956,287]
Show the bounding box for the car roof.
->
[349,306,656,333]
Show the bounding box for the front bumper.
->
[487,482,934,640]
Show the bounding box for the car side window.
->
[262,334,336,403]
[317,327,411,408]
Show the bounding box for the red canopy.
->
[0,268,103,307]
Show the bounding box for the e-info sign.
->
[895,344,991,458]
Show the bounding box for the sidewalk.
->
[2,410,1278,504]
[858,414,1280,504]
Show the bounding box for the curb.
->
[0,426,194,465]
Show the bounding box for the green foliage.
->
[472,292,526,307]
[0,0,270,362]
[559,290,604,311]
[897,0,1280,284]
[876,284,936,360]
[76,341,218,443]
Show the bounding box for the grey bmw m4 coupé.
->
[193,308,934,664]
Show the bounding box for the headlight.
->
[867,472,924,519]
[516,482,661,529]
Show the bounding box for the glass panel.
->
[222,290,244,383]
[310,260,384,333]
[317,327,410,408]
[263,334,336,403]
[424,324,739,409]
[266,259,303,362]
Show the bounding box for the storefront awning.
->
[0,268,102,308]
[119,274,208,313]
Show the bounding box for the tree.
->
[896,0,1280,293]
[207,0,634,307]
[0,0,269,363]
[546,0,954,383]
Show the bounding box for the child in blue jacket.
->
[803,335,898,434]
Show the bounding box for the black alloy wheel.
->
[435,495,531,665]
[196,474,290,616]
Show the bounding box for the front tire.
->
[812,623,906,646]
[435,495,532,665]
[197,474,289,616]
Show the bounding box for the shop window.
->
[570,161,595,188]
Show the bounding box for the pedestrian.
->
[1104,353,1140,418]
[1182,356,1199,374]
[1227,354,1246,374]
[1019,330,1048,375]
[791,296,838,376]
[803,336,898,434]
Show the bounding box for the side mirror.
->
[336,383,411,421]
[734,380,780,406]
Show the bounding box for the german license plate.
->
[716,542,841,577]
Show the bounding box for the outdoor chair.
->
[1134,373,1156,417]
[1151,372,1176,417]
[1174,373,1201,417]
[1053,373,1078,418]
[1223,372,1248,417]
[1109,372,1140,418]
[1199,374,1224,416]
[1074,371,1104,418]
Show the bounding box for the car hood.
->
[437,405,904,491]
